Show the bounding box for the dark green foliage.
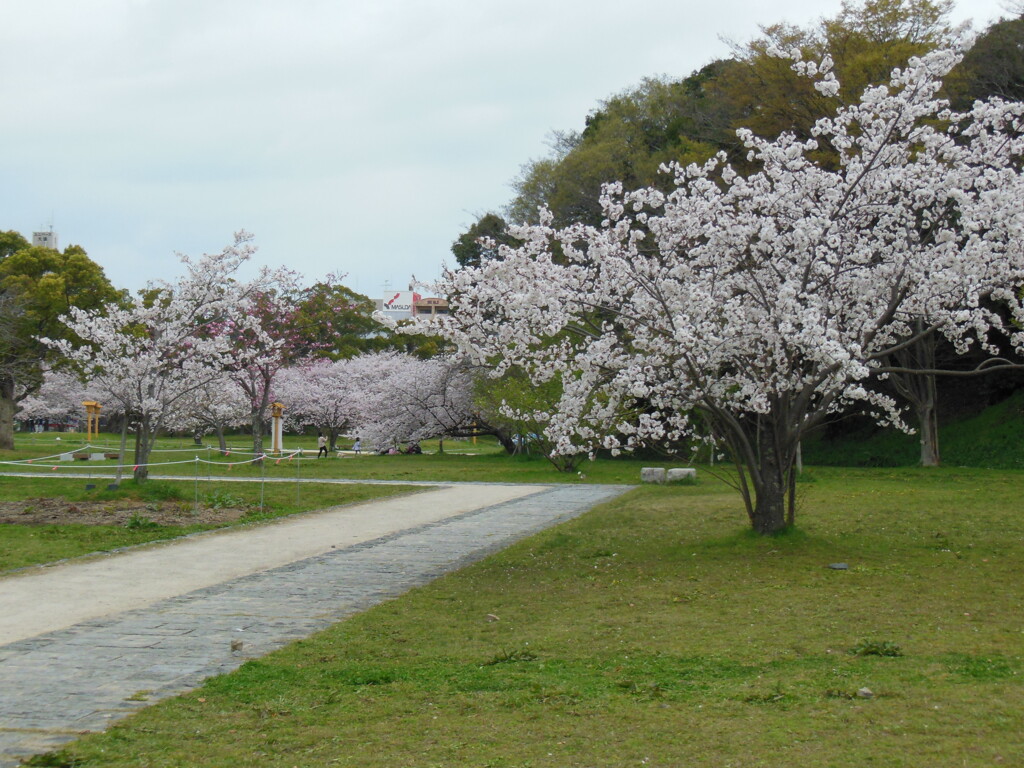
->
[290,280,386,360]
[124,513,160,531]
[804,391,1024,469]
[951,15,1024,107]
[451,213,519,268]
[138,482,184,502]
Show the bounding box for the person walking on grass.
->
[317,433,328,458]
[352,437,361,455]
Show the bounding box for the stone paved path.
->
[0,483,629,766]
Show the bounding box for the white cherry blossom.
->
[418,48,1024,534]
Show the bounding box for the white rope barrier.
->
[0,450,309,473]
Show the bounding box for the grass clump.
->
[138,481,184,502]
[123,512,160,531]
[849,639,903,657]
[204,489,244,509]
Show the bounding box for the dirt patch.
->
[0,497,248,527]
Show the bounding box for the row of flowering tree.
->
[37,233,434,479]
[34,309,483,476]
[44,234,285,481]
[275,352,480,453]
[420,47,1024,534]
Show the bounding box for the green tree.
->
[451,213,519,268]
[506,0,960,228]
[291,277,386,360]
[708,0,955,169]
[950,14,1024,107]
[0,231,29,260]
[0,239,123,448]
[508,81,718,227]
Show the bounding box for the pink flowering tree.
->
[425,48,1024,534]
[216,273,352,458]
[46,234,277,481]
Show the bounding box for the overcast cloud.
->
[0,0,1008,297]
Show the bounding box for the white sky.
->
[0,0,1009,297]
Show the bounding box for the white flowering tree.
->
[46,234,277,481]
[167,373,251,452]
[274,359,360,450]
[427,48,1024,534]
[16,368,94,430]
[344,352,478,452]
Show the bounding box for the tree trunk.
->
[752,465,788,533]
[0,375,15,450]
[133,419,151,482]
[250,410,264,459]
[918,400,940,467]
[114,417,128,485]
[215,425,228,453]
[917,366,940,466]
[889,325,941,467]
[492,429,516,455]
[750,419,792,535]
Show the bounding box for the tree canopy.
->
[427,47,1024,534]
[0,239,122,449]
[504,0,978,226]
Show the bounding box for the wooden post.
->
[82,401,102,442]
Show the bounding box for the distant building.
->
[374,290,449,321]
[32,228,58,250]
[414,296,448,317]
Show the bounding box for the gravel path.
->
[0,482,630,766]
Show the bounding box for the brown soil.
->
[0,498,248,527]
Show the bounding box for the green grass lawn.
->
[0,432,686,573]
[1,431,690,485]
[23,465,1024,767]
[0,477,418,573]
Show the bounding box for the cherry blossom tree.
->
[46,234,277,481]
[168,373,251,452]
[217,285,297,458]
[16,369,94,429]
[217,272,356,457]
[342,352,478,452]
[274,360,359,450]
[426,48,1024,534]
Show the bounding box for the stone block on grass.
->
[667,468,697,482]
[641,467,666,484]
